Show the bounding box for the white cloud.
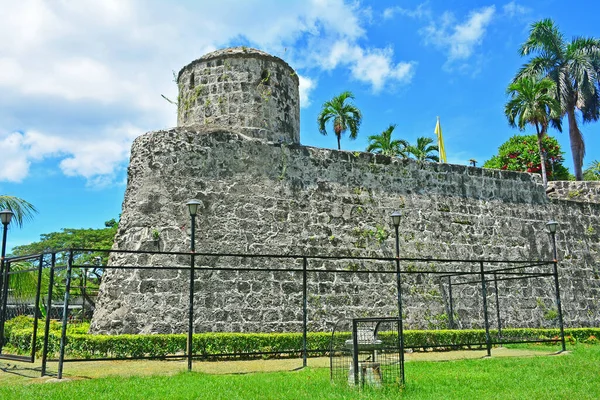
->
[503,1,530,17]
[383,3,431,20]
[58,124,142,179]
[0,0,414,183]
[0,125,142,185]
[421,6,495,65]
[317,41,415,91]
[298,75,316,108]
[350,47,415,91]
[0,132,31,182]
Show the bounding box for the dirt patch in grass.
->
[0,347,558,386]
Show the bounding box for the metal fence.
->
[0,247,566,383]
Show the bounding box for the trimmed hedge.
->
[4,317,599,360]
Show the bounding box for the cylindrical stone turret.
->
[177,47,300,144]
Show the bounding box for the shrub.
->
[483,135,570,180]
[4,317,599,360]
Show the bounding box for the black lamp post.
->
[391,211,405,384]
[186,199,201,371]
[1,210,15,291]
[546,220,558,261]
[0,209,14,349]
[545,220,566,352]
[187,200,202,252]
[0,209,13,266]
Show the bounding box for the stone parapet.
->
[548,180,600,203]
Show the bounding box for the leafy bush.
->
[484,135,570,180]
[4,317,599,360]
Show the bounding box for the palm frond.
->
[0,196,38,228]
[520,19,565,58]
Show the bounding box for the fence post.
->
[302,257,308,368]
[187,209,197,373]
[393,224,405,385]
[187,252,195,371]
[352,319,359,386]
[553,261,566,352]
[30,254,44,362]
[479,261,491,357]
[0,259,11,352]
[58,250,74,379]
[447,276,455,329]
[41,253,56,377]
[493,272,502,340]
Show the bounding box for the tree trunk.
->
[566,108,585,180]
[336,134,341,150]
[535,123,548,188]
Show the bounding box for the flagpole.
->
[437,116,440,164]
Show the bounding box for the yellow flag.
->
[435,116,447,163]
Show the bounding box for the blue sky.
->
[1,0,599,252]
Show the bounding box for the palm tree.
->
[317,91,362,150]
[366,124,409,157]
[516,18,600,180]
[406,137,439,162]
[0,195,37,227]
[505,77,561,188]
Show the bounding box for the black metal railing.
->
[0,247,566,380]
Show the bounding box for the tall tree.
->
[516,18,600,180]
[0,195,37,227]
[406,137,439,162]
[505,77,561,188]
[366,124,409,157]
[317,91,362,150]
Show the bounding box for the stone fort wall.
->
[89,48,600,335]
[89,127,600,334]
[548,180,600,203]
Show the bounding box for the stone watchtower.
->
[176,47,300,144]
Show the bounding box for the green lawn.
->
[1,345,598,399]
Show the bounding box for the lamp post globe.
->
[0,209,14,226]
[546,220,558,234]
[186,199,202,217]
[391,211,401,228]
[1,209,14,259]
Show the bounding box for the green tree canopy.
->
[516,18,600,180]
[406,137,439,162]
[483,134,570,180]
[7,219,118,314]
[366,124,409,157]
[317,91,362,150]
[10,219,118,267]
